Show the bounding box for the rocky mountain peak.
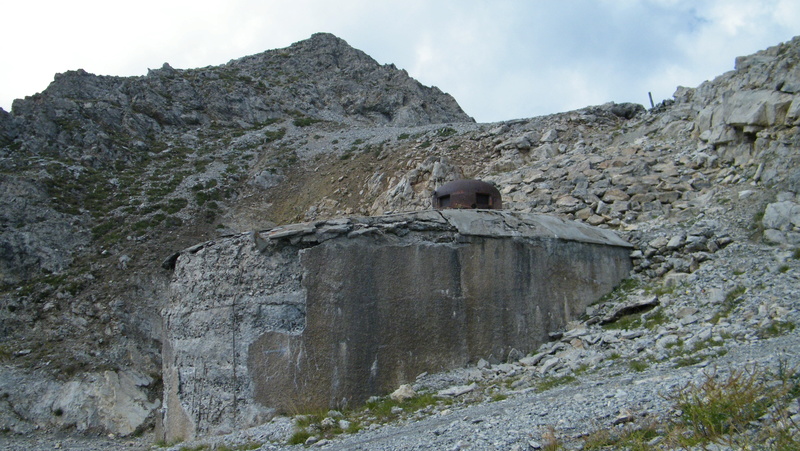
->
[6,33,472,167]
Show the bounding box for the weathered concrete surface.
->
[161,210,631,440]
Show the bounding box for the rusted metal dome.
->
[432,179,503,210]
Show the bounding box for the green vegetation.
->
[536,375,577,392]
[435,127,457,138]
[264,128,286,142]
[711,285,747,324]
[758,320,796,339]
[287,429,312,445]
[163,197,188,214]
[668,364,800,448]
[292,117,321,127]
[576,363,800,450]
[593,278,641,305]
[628,359,649,372]
[582,422,660,451]
[288,392,451,445]
[602,314,641,330]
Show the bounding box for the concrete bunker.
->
[160,210,632,440]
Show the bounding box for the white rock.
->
[390,384,417,402]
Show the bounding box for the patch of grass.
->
[793,248,800,260]
[665,364,800,449]
[364,393,446,421]
[664,338,684,349]
[214,442,262,451]
[629,360,649,372]
[178,445,209,451]
[264,128,286,142]
[154,438,184,448]
[582,422,660,451]
[91,221,117,240]
[711,285,747,324]
[163,197,188,214]
[602,314,641,330]
[435,127,457,138]
[578,363,800,450]
[673,355,706,368]
[287,429,311,445]
[643,309,668,330]
[292,117,321,127]
[593,278,641,305]
[289,392,448,445]
[758,320,796,339]
[778,264,791,273]
[536,375,577,392]
[670,337,727,368]
[648,283,677,297]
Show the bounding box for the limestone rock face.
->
[0,366,159,435]
[9,33,473,165]
[161,210,631,440]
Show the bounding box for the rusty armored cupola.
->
[432,179,503,210]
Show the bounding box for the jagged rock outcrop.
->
[161,210,631,440]
[7,33,472,165]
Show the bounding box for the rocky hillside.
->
[1,32,800,446]
[0,33,473,436]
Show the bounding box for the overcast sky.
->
[3,0,799,123]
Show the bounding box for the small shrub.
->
[711,286,746,324]
[91,221,116,240]
[758,320,796,339]
[293,117,320,127]
[629,360,649,372]
[287,429,311,445]
[435,127,457,137]
[163,198,188,214]
[602,314,641,330]
[583,422,660,451]
[264,128,286,142]
[666,364,800,448]
[643,309,667,330]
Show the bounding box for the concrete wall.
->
[161,210,631,440]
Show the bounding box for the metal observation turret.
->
[432,179,503,210]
